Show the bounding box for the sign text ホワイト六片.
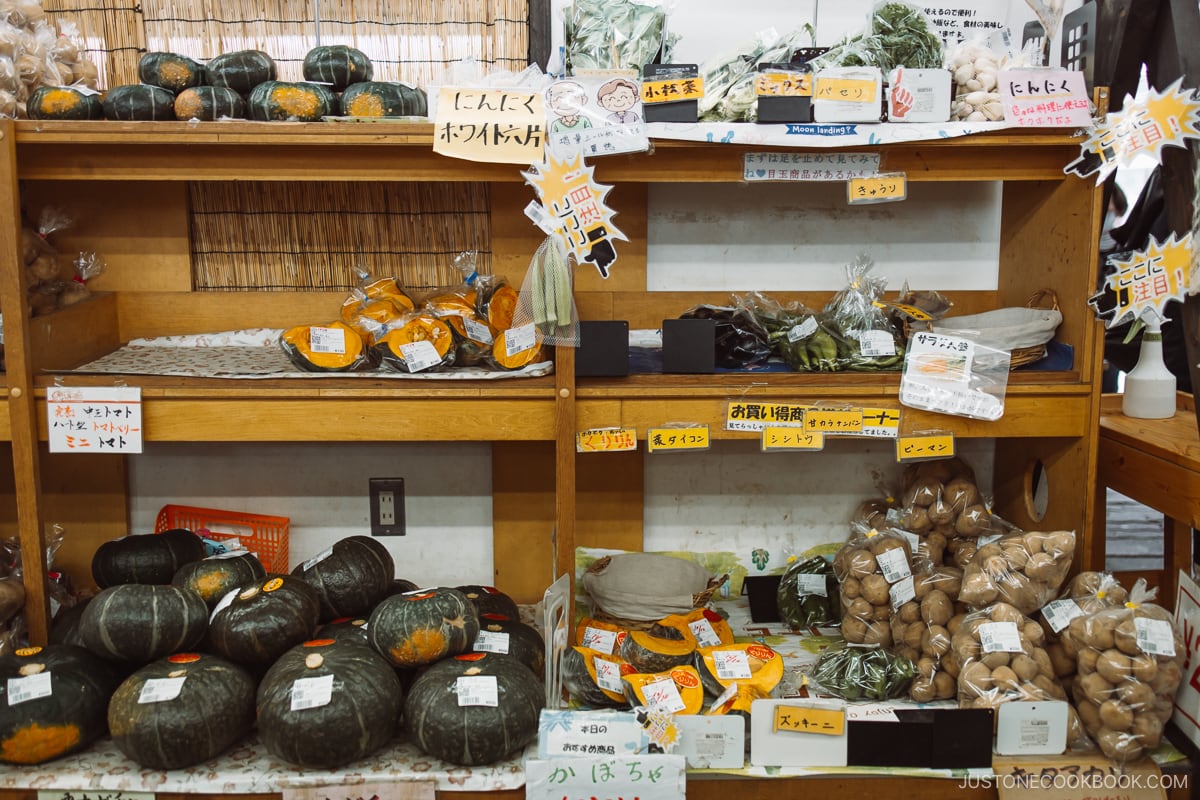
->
[433,87,546,164]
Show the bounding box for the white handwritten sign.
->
[280,782,435,800]
[526,755,686,800]
[433,87,545,164]
[999,69,1091,128]
[47,386,143,453]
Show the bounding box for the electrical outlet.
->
[369,477,405,536]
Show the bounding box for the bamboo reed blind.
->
[44,0,530,89]
[188,182,493,292]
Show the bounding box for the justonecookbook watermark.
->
[959,770,1190,791]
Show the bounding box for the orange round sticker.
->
[747,644,776,661]
[481,613,510,621]
[670,669,700,689]
[14,647,41,657]
[263,577,284,592]
[304,639,336,648]
[167,653,201,664]
[455,653,487,662]
[619,662,637,676]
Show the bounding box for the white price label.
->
[898,530,921,553]
[890,576,916,609]
[473,630,511,654]
[290,673,334,711]
[6,672,52,706]
[505,323,537,357]
[794,572,828,598]
[138,676,186,704]
[643,676,687,713]
[524,199,563,235]
[210,587,238,622]
[713,650,753,680]
[1041,598,1085,634]
[688,618,723,648]
[309,326,347,354]
[787,317,819,342]
[978,533,1003,546]
[1134,617,1177,657]
[464,317,495,344]
[979,621,1024,653]
[399,340,443,372]
[875,548,912,584]
[858,330,897,357]
[595,657,625,693]
[456,675,499,707]
[708,682,738,713]
[581,626,618,655]
[301,546,334,571]
[1021,718,1050,747]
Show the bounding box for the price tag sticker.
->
[896,529,921,553]
[473,630,511,654]
[977,533,1004,546]
[643,676,687,713]
[787,317,819,342]
[896,434,956,462]
[1041,598,1085,634]
[979,621,1024,653]
[290,673,334,711]
[1135,617,1177,657]
[210,587,239,622]
[713,650,753,680]
[848,173,908,205]
[581,626,619,655]
[399,340,443,372]
[773,704,846,735]
[138,676,187,704]
[874,548,912,584]
[456,675,499,707]
[889,576,916,609]
[804,408,864,433]
[524,199,563,235]
[646,426,710,453]
[857,329,897,357]
[709,682,739,713]
[795,572,828,598]
[6,672,52,706]
[594,657,625,693]
[301,546,334,571]
[814,77,878,104]
[309,325,347,354]
[463,317,495,344]
[576,427,638,453]
[505,323,538,357]
[762,427,824,452]
[688,618,723,648]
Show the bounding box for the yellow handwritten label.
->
[647,426,710,453]
[848,174,908,204]
[773,704,845,735]
[762,427,824,451]
[756,72,812,97]
[804,409,865,433]
[814,77,877,104]
[576,427,638,453]
[433,87,545,165]
[641,77,705,104]
[896,434,956,462]
[882,301,933,321]
[726,402,808,432]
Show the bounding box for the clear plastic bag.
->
[56,250,106,309]
[891,560,964,701]
[1042,572,1129,682]
[822,254,906,371]
[775,555,836,629]
[564,0,671,75]
[812,1,942,72]
[958,530,1076,615]
[811,643,916,701]
[833,525,914,647]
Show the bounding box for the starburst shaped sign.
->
[523,151,627,278]
[1089,233,1196,327]
[1065,78,1200,182]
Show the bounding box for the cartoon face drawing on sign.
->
[598,78,640,125]
[546,81,592,133]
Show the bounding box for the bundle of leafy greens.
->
[811,1,943,72]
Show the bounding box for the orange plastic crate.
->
[155,504,289,574]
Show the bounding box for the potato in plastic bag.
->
[958,530,1075,614]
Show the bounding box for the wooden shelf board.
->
[578,371,1087,395]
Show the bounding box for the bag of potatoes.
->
[891,562,964,701]
[1041,572,1129,683]
[958,530,1075,615]
[899,457,994,543]
[832,526,914,648]
[1069,579,1184,764]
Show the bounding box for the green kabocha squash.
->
[368,587,479,668]
[0,645,122,765]
[92,528,207,588]
[456,585,520,619]
[292,535,394,621]
[561,646,630,708]
[137,52,205,93]
[776,555,837,629]
[388,578,421,596]
[302,44,373,91]
[207,575,320,668]
[619,630,695,674]
[314,616,370,648]
[27,86,103,120]
[174,85,246,121]
[107,652,255,769]
[280,320,375,372]
[374,314,457,373]
[205,49,277,95]
[405,652,543,766]
[102,84,178,121]
[256,639,402,768]
[48,598,91,648]
[79,583,208,664]
[341,81,427,117]
[475,613,544,678]
[248,81,339,121]
[172,551,266,609]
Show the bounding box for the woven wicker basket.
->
[917,290,1061,370]
[585,555,728,632]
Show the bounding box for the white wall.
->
[128,442,494,586]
